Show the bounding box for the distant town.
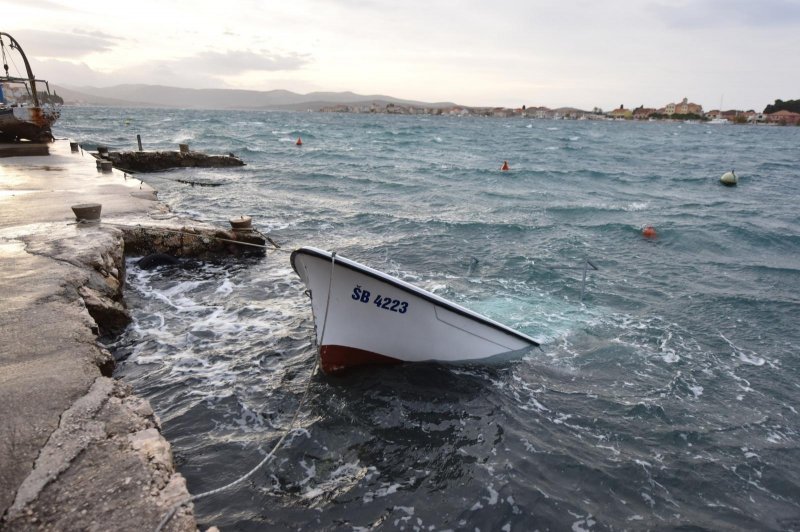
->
[321,97,800,125]
[10,83,799,126]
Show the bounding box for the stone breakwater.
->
[0,140,260,531]
[98,149,245,173]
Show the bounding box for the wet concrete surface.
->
[0,140,196,530]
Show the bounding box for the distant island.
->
[55,84,800,126]
[319,98,800,125]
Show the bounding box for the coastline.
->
[0,140,254,530]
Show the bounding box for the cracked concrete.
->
[10,377,116,514]
[4,378,194,531]
[0,141,197,530]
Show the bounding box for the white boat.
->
[708,96,730,124]
[291,247,539,373]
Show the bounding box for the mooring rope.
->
[318,251,337,348]
[154,355,319,532]
[153,253,336,532]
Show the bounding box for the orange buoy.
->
[296,137,303,146]
[642,225,657,239]
[501,160,509,171]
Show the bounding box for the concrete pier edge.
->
[1,140,260,531]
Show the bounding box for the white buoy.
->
[720,170,738,187]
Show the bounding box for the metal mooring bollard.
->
[71,203,102,223]
[100,160,113,173]
[70,142,79,152]
[229,215,253,232]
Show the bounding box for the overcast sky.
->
[3,0,799,110]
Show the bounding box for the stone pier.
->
[0,140,259,530]
[96,149,244,173]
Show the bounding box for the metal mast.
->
[0,31,40,107]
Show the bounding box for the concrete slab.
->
[0,141,164,229]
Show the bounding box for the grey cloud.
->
[72,29,125,41]
[31,49,311,89]
[32,57,214,89]
[169,49,312,75]
[32,59,110,86]
[8,29,120,58]
[649,0,800,28]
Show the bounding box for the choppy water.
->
[56,108,800,530]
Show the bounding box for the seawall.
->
[0,140,256,530]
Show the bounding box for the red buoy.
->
[296,137,303,146]
[501,160,509,171]
[642,225,657,239]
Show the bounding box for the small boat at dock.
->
[291,246,539,374]
[0,32,60,142]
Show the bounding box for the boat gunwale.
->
[290,246,539,347]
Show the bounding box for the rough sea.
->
[55,108,800,531]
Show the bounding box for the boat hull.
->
[291,247,538,373]
[0,106,59,142]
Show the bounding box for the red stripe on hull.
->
[319,344,403,374]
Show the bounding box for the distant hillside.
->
[55,84,457,111]
[53,85,162,108]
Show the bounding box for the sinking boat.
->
[0,32,60,142]
[291,246,539,373]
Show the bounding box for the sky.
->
[3,0,800,111]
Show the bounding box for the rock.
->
[78,286,131,336]
[136,253,180,270]
[93,346,115,377]
[129,428,174,473]
[123,225,266,259]
[103,273,120,293]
